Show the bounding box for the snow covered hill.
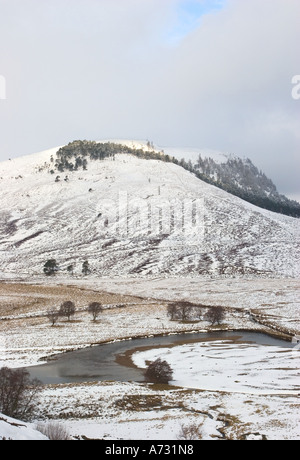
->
[0,142,299,279]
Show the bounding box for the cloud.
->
[145,0,300,194]
[0,0,175,149]
[0,0,299,198]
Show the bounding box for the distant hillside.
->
[193,154,300,218]
[164,145,300,218]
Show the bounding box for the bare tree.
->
[178,302,193,321]
[178,423,203,440]
[144,358,173,384]
[47,309,59,326]
[87,302,103,321]
[167,302,205,322]
[0,367,41,420]
[59,301,76,321]
[167,302,189,321]
[205,306,225,326]
[167,303,180,321]
[193,305,204,321]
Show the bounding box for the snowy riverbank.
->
[0,279,299,440]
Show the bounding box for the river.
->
[24,331,292,385]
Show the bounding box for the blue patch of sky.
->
[165,0,227,45]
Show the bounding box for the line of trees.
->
[47,301,103,326]
[54,140,168,173]
[167,302,225,326]
[43,259,91,277]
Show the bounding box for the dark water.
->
[25,331,291,385]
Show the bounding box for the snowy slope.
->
[0,413,48,440]
[0,144,299,279]
[133,340,300,395]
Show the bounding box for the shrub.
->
[177,423,203,440]
[144,358,173,384]
[82,260,91,275]
[36,422,70,440]
[0,367,41,420]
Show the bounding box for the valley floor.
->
[0,276,299,440]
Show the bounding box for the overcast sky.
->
[0,0,299,200]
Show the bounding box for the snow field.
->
[0,413,48,440]
[132,339,300,394]
[33,379,300,440]
[0,279,299,440]
[0,142,299,439]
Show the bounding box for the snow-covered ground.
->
[0,282,249,369]
[0,145,299,279]
[3,371,299,440]
[66,275,300,336]
[34,378,299,440]
[0,143,299,440]
[33,335,300,440]
[0,278,299,440]
[1,276,298,369]
[0,413,48,440]
[132,339,300,395]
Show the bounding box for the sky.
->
[0,0,299,200]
